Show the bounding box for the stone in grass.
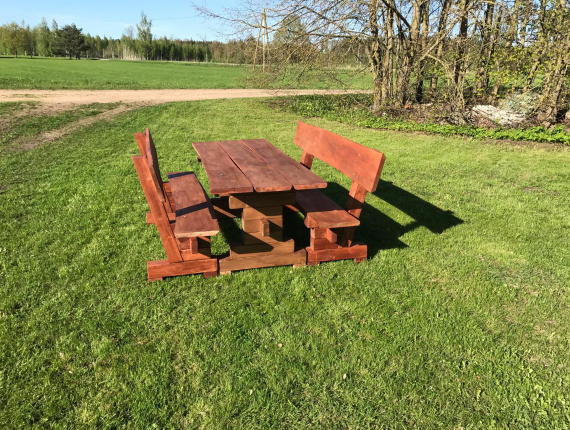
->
[472,105,526,128]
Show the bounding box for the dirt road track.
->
[1,89,369,153]
[0,89,366,105]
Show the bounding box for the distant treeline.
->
[0,17,258,64]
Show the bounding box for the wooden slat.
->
[242,216,283,233]
[167,172,220,238]
[230,238,294,256]
[219,249,306,274]
[218,140,292,192]
[146,211,175,224]
[242,206,282,219]
[147,258,218,281]
[242,139,326,190]
[132,156,182,263]
[296,189,360,229]
[134,132,146,155]
[229,191,296,209]
[193,141,253,194]
[306,244,367,265]
[294,122,386,192]
[144,129,166,202]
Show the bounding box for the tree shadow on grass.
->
[324,180,464,257]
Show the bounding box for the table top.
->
[193,139,327,195]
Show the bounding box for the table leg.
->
[218,193,307,274]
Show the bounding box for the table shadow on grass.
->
[213,180,462,261]
[326,180,464,256]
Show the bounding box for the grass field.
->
[0,57,372,90]
[1,98,569,428]
[0,57,246,90]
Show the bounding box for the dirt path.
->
[1,89,368,153]
[0,89,366,105]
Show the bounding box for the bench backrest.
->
[132,134,183,263]
[293,121,386,193]
[134,128,166,202]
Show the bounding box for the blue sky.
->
[2,0,243,41]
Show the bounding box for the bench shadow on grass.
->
[217,180,463,258]
[322,180,464,257]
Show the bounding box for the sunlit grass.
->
[0,98,568,428]
[0,57,372,90]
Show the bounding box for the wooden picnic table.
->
[193,138,326,274]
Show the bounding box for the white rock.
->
[472,105,526,127]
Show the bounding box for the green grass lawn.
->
[0,57,372,90]
[1,99,569,428]
[0,57,246,90]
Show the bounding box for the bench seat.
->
[166,172,219,238]
[295,189,360,229]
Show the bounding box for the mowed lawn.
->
[0,99,569,428]
[0,57,372,90]
[0,57,246,89]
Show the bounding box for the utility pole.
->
[262,9,268,72]
[253,9,269,72]
[253,11,262,71]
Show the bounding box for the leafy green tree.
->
[54,24,85,59]
[136,12,152,60]
[33,18,51,56]
[0,22,32,57]
[49,20,58,54]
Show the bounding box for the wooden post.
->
[253,12,263,71]
[262,9,268,72]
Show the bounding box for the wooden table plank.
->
[167,172,220,238]
[193,141,253,194]
[217,140,292,192]
[242,139,327,190]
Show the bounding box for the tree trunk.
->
[415,0,430,102]
[394,0,422,106]
[537,30,570,123]
[430,0,451,93]
[367,0,383,111]
[452,0,470,108]
[472,1,496,102]
[381,2,395,104]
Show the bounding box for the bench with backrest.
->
[132,129,220,281]
[134,129,177,224]
[293,121,386,265]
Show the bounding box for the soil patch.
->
[0,89,368,106]
[0,89,367,153]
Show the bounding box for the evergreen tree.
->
[54,24,85,59]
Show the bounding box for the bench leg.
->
[306,243,367,266]
[147,259,218,282]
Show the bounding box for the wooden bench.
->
[132,129,219,281]
[293,121,386,265]
[134,128,176,224]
